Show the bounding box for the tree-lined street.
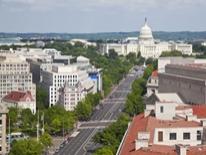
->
[57,67,144,155]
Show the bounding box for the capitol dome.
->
[139,18,154,44]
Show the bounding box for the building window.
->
[197,131,202,140]
[169,133,176,140]
[183,133,190,140]
[158,131,163,142]
[160,106,164,113]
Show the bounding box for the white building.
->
[41,64,95,107]
[100,19,192,58]
[118,96,206,155]
[201,41,206,46]
[76,56,103,93]
[0,55,36,105]
[69,39,97,47]
[59,80,94,111]
[10,48,61,63]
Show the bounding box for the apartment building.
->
[0,55,36,106]
[0,104,8,155]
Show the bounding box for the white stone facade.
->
[100,19,193,58]
[41,64,95,107]
[59,82,87,111]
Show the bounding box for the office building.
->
[0,55,36,109]
[41,64,95,107]
[159,63,206,104]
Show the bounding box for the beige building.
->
[0,55,36,106]
[0,104,8,155]
[59,82,89,111]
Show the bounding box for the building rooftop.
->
[151,70,158,78]
[192,105,206,118]
[3,91,34,102]
[155,93,184,104]
[119,113,206,155]
[167,63,206,71]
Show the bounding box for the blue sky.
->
[0,0,205,33]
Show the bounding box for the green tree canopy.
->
[40,132,52,147]
[9,139,43,155]
[160,50,182,57]
[94,147,114,155]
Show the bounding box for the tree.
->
[75,100,92,121]
[108,49,118,59]
[44,105,76,134]
[126,53,137,64]
[94,147,114,155]
[40,132,52,147]
[36,86,48,109]
[9,139,43,155]
[8,107,19,131]
[93,114,130,154]
[145,58,154,65]
[143,65,154,80]
[20,109,36,134]
[160,50,182,57]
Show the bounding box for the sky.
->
[0,0,205,33]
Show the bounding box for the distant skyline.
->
[0,0,206,33]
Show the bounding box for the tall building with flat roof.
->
[159,63,206,104]
[41,64,95,107]
[0,55,36,109]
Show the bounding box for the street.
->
[57,66,143,155]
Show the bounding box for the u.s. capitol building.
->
[99,19,192,58]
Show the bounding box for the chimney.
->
[135,132,150,150]
[175,145,187,155]
[201,120,206,127]
[186,115,197,121]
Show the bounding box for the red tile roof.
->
[119,114,204,155]
[151,70,158,77]
[192,105,206,118]
[3,91,34,102]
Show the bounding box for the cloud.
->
[0,0,206,12]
